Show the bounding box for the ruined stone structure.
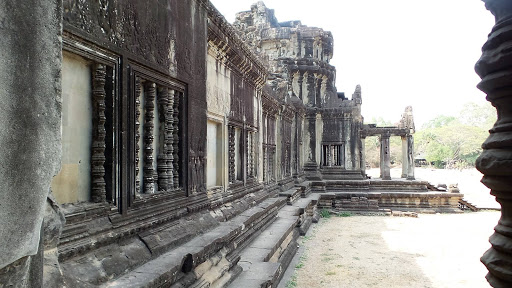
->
[0,1,505,287]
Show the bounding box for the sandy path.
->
[287,212,499,288]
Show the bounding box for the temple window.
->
[322,144,343,167]
[133,76,183,196]
[52,49,117,205]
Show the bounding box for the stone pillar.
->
[475,1,512,287]
[380,134,391,180]
[304,111,321,180]
[306,73,316,107]
[343,117,351,169]
[298,72,304,100]
[360,136,366,177]
[401,136,408,178]
[406,135,415,180]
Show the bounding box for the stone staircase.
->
[98,186,319,288]
[227,190,319,288]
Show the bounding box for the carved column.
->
[173,92,180,189]
[475,2,512,286]
[135,77,142,194]
[143,82,156,194]
[401,136,408,178]
[406,135,415,180]
[167,90,175,189]
[380,134,391,180]
[304,110,321,180]
[228,125,235,183]
[157,87,171,191]
[91,63,107,202]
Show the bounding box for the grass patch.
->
[326,271,336,276]
[286,274,297,288]
[322,257,334,262]
[337,211,352,217]
[353,256,360,260]
[319,209,331,218]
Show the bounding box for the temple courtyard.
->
[280,168,500,288]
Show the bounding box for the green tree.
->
[414,102,496,168]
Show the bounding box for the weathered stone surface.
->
[43,194,66,288]
[0,2,62,288]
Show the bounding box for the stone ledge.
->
[101,197,287,288]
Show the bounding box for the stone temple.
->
[0,1,510,287]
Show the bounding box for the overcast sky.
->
[210,0,495,128]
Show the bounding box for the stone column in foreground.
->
[475,1,512,287]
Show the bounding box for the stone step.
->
[278,188,302,205]
[102,197,287,288]
[227,194,319,288]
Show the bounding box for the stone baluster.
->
[167,90,175,189]
[135,77,142,194]
[157,87,171,191]
[475,1,512,287]
[143,82,156,194]
[263,145,267,183]
[228,125,235,183]
[91,63,107,203]
[173,92,180,189]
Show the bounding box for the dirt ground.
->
[283,212,499,288]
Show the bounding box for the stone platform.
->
[312,178,463,213]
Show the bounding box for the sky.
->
[210,0,495,128]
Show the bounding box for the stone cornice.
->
[206,2,267,88]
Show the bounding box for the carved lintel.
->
[143,82,156,194]
[475,2,512,287]
[91,63,107,203]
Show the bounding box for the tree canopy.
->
[414,102,496,168]
[364,102,496,169]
